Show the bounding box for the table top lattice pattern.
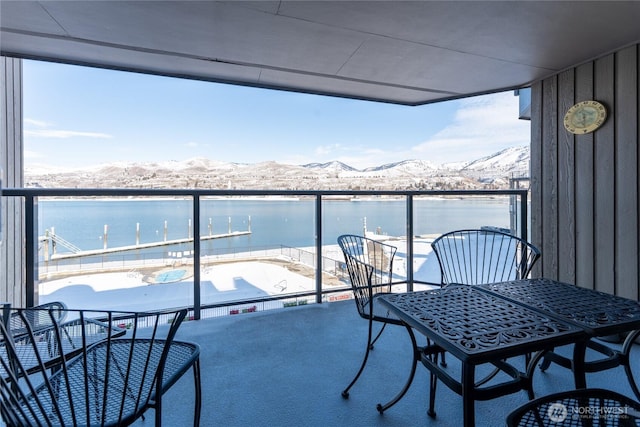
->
[381,285,582,359]
[481,279,640,332]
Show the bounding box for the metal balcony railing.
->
[1,188,529,319]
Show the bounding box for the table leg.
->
[571,340,587,389]
[376,324,419,413]
[462,362,475,427]
[525,350,548,400]
[428,361,438,418]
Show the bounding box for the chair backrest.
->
[337,234,397,318]
[431,229,540,286]
[6,301,68,337]
[0,306,187,426]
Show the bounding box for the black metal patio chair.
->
[429,228,541,413]
[431,228,541,287]
[506,388,640,426]
[337,234,404,398]
[339,234,445,413]
[0,306,201,427]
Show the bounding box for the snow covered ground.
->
[38,239,442,312]
[39,261,315,312]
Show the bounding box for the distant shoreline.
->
[33,194,514,202]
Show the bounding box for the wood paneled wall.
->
[531,44,640,300]
[0,56,25,306]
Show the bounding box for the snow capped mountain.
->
[299,146,528,176]
[462,146,529,174]
[25,145,530,190]
[301,161,357,172]
[363,159,442,173]
[166,157,245,171]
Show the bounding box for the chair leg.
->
[369,322,387,349]
[342,320,378,398]
[192,358,202,427]
[376,324,420,414]
[476,352,534,388]
[539,348,553,371]
[428,338,446,367]
[474,365,502,387]
[622,329,640,401]
[155,391,162,427]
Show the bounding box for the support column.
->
[0,56,26,306]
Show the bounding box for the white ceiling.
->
[2,1,640,105]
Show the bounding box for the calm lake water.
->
[37,197,517,259]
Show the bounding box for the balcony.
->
[2,187,638,425]
[150,299,636,426]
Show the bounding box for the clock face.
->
[564,100,607,134]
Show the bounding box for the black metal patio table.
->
[479,278,640,399]
[378,285,588,427]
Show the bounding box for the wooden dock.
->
[48,231,251,260]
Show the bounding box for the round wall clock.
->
[563,100,607,134]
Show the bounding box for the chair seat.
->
[506,388,640,426]
[161,340,200,393]
[22,339,166,426]
[362,294,404,324]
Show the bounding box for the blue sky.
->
[23,60,530,170]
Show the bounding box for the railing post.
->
[192,195,201,320]
[315,195,322,304]
[406,194,414,292]
[25,195,36,307]
[518,191,530,279]
[520,190,528,241]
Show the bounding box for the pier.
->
[46,231,252,260]
[41,215,253,261]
